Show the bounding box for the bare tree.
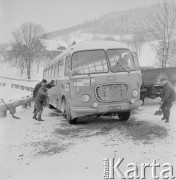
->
[10,43,25,75]
[127,31,144,59]
[33,39,45,73]
[12,22,45,79]
[144,0,176,68]
[0,44,9,62]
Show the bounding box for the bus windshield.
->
[72,50,108,75]
[107,49,135,73]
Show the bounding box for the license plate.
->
[108,105,121,111]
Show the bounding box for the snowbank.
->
[0,86,32,102]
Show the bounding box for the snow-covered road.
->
[0,101,176,180]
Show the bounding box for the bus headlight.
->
[132,90,138,97]
[81,94,91,103]
[131,99,135,104]
[93,102,98,108]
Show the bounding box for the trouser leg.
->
[33,98,36,113]
[161,103,166,118]
[161,102,172,121]
[37,108,43,121]
[164,102,172,121]
[33,108,39,120]
[38,109,43,116]
[33,106,36,114]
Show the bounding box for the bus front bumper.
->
[71,100,143,118]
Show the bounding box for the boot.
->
[33,113,37,120]
[37,115,44,121]
[165,119,169,123]
[161,116,166,120]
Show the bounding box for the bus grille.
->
[95,83,128,102]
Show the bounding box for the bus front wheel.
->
[118,111,130,121]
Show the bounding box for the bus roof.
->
[69,41,128,52]
[45,41,129,67]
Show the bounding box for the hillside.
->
[44,5,154,40]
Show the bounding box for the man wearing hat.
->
[33,83,50,121]
[160,76,176,123]
[33,79,47,114]
[45,80,55,89]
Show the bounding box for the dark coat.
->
[33,82,42,99]
[45,82,55,88]
[34,87,48,111]
[161,81,176,103]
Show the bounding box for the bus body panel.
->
[68,71,142,118]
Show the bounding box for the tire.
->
[61,98,77,124]
[68,117,77,124]
[118,111,130,121]
[61,99,66,116]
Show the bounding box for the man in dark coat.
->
[33,83,49,121]
[45,80,55,89]
[33,79,47,99]
[33,79,47,113]
[160,77,176,123]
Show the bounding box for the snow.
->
[0,86,32,102]
[0,103,176,180]
[0,63,40,103]
[0,63,43,81]
[139,42,159,67]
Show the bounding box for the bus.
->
[43,41,143,124]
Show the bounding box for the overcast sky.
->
[0,0,161,43]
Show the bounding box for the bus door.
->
[55,56,72,109]
[62,55,72,100]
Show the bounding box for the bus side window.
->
[51,64,54,78]
[46,68,49,78]
[58,59,64,78]
[48,67,51,78]
[65,55,71,76]
[43,70,45,78]
[50,66,53,78]
[45,69,47,78]
[44,69,46,78]
[57,62,60,77]
[54,63,57,78]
